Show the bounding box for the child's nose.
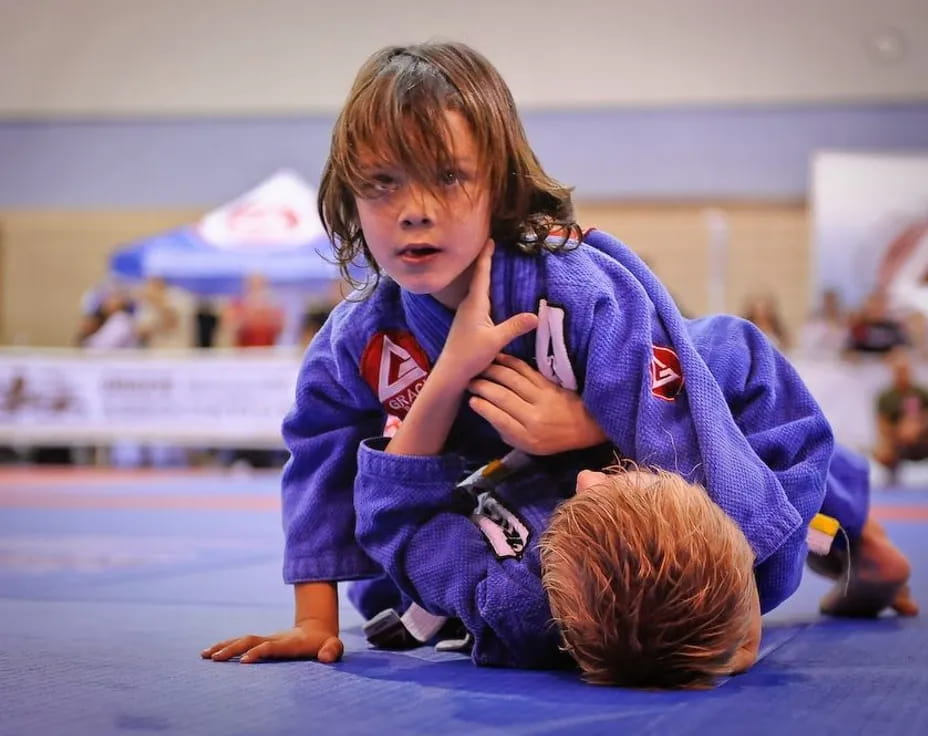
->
[398,187,436,228]
[401,211,433,228]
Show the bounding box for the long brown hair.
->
[318,41,579,292]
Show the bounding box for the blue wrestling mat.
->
[1,469,926,736]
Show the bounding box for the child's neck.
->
[431,263,477,311]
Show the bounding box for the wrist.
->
[385,367,467,456]
[429,357,474,394]
[581,420,608,449]
[295,617,337,635]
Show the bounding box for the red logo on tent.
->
[227,203,300,241]
[650,346,684,401]
[360,331,431,419]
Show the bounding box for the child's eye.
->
[439,170,460,187]
[372,174,398,192]
[359,173,399,198]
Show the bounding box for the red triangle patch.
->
[360,330,431,419]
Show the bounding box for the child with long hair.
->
[201,41,915,686]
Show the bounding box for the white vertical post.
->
[704,208,729,314]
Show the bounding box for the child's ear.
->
[575,470,608,495]
[728,587,761,675]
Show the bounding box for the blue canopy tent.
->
[109,170,350,297]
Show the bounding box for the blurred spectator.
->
[874,348,928,484]
[76,280,191,467]
[75,311,106,347]
[195,298,220,348]
[223,274,285,347]
[902,310,928,356]
[135,277,194,350]
[798,288,849,358]
[78,277,129,318]
[131,278,194,467]
[847,290,909,355]
[742,293,789,351]
[80,291,139,349]
[220,274,286,467]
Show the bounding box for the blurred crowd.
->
[3,273,339,470]
[742,287,922,360]
[76,274,335,353]
[743,287,928,485]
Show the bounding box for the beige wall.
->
[0,202,810,347]
[0,210,200,346]
[576,201,810,338]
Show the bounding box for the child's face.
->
[354,110,491,309]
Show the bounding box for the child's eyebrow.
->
[357,159,396,171]
[360,157,475,172]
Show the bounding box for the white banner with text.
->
[0,348,300,447]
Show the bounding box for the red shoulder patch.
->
[650,346,684,401]
[360,330,431,419]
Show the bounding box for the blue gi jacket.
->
[282,229,837,628]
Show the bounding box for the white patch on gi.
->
[470,492,530,559]
[535,299,578,390]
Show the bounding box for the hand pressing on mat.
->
[201,621,344,664]
[201,581,343,664]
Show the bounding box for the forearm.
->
[385,363,467,456]
[294,580,339,634]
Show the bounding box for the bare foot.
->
[806,545,845,581]
[813,519,919,618]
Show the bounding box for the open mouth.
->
[398,244,441,261]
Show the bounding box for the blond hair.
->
[540,468,757,689]
[318,41,579,291]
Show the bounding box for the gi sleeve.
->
[693,316,835,611]
[354,438,567,669]
[281,309,386,583]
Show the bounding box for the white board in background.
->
[811,151,928,311]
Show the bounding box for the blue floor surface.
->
[1,470,925,736]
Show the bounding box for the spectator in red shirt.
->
[224,274,285,348]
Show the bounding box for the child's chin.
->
[400,281,442,296]
[395,275,454,297]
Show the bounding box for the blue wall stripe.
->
[2,104,927,207]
